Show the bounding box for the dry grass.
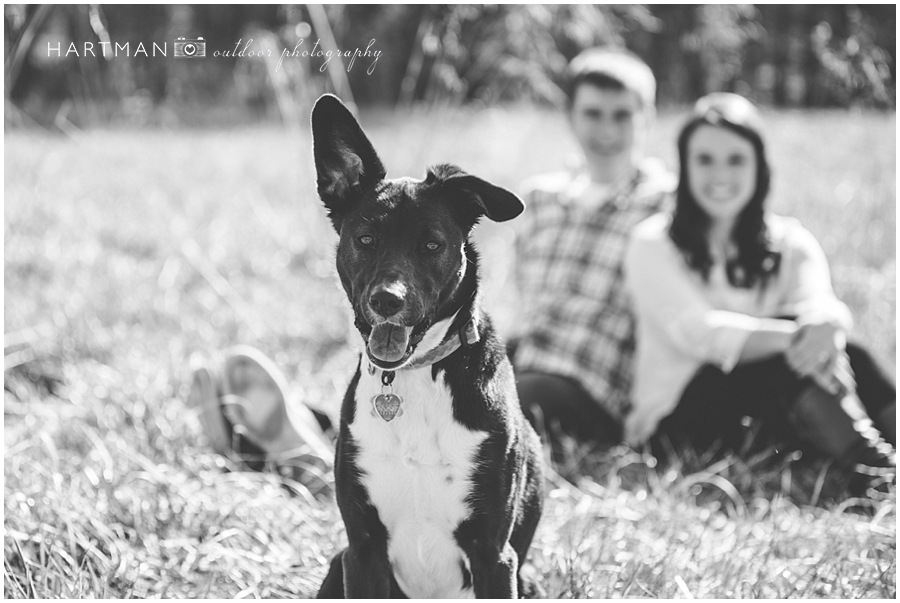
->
[4,107,896,598]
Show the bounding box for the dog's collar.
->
[367,311,480,377]
[407,312,480,369]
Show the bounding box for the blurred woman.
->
[624,93,894,495]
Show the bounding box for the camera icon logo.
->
[174,37,206,58]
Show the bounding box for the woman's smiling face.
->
[686,124,758,226]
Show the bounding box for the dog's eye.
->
[424,241,442,252]
[357,235,376,247]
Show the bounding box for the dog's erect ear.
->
[311,94,386,220]
[428,164,525,223]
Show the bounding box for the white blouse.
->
[623,212,852,445]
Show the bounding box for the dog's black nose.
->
[369,289,405,317]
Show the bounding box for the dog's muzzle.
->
[362,281,426,368]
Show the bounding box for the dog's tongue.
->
[368,323,412,363]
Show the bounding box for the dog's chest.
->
[350,366,487,598]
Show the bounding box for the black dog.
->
[311,94,543,598]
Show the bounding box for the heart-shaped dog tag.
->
[372,393,403,422]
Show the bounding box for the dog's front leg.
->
[342,538,393,598]
[465,540,519,598]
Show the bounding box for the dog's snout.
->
[369,288,405,318]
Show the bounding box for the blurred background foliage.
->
[4,3,896,129]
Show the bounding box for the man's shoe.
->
[187,345,333,469]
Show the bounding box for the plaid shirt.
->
[512,159,674,422]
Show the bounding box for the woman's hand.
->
[808,350,856,396]
[785,321,845,377]
[786,320,856,396]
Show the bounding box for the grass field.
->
[4,106,896,598]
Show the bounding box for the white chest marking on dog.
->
[351,318,486,599]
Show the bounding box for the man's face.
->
[568,83,647,167]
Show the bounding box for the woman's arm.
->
[779,220,852,331]
[778,220,853,382]
[738,318,799,362]
[625,221,783,373]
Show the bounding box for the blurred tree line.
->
[4,4,895,127]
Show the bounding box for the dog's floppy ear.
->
[429,164,525,223]
[311,94,386,222]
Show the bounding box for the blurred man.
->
[511,48,674,446]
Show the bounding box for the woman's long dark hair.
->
[669,94,781,289]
